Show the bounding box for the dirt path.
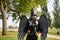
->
[39,34,60,40]
[47,34,60,40]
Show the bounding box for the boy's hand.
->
[35,32,39,36]
[27,30,30,33]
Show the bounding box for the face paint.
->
[31,16,37,21]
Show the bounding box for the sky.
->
[47,0,54,19]
[0,0,54,28]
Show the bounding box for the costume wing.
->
[38,17,42,33]
[38,15,48,33]
[18,16,28,39]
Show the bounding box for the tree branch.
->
[1,0,5,12]
[4,1,8,13]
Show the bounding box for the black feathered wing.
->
[38,17,42,33]
[38,15,48,33]
[18,16,28,39]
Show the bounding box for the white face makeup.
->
[34,16,37,18]
[31,15,37,20]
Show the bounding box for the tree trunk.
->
[2,11,7,36]
[1,0,8,36]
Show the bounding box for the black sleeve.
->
[24,21,29,33]
[37,20,42,33]
[37,21,40,32]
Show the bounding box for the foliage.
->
[10,0,47,21]
[53,0,60,28]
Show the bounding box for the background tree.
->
[0,0,10,36]
[53,0,60,28]
[11,0,47,22]
[48,13,52,27]
[10,0,37,22]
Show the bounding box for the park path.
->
[39,34,60,40]
[47,34,60,40]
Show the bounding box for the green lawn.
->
[0,31,18,40]
[0,35,18,40]
[0,31,59,40]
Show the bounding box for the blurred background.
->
[0,0,60,40]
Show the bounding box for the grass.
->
[0,36,18,40]
[48,28,60,36]
[0,31,18,40]
[0,31,59,40]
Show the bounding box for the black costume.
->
[38,14,48,40]
[18,8,48,40]
[24,19,38,40]
[18,8,39,40]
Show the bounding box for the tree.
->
[0,0,10,36]
[0,13,2,19]
[11,0,38,21]
[48,13,52,28]
[11,0,47,22]
[36,0,47,7]
[53,0,60,28]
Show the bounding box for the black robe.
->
[24,19,38,40]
